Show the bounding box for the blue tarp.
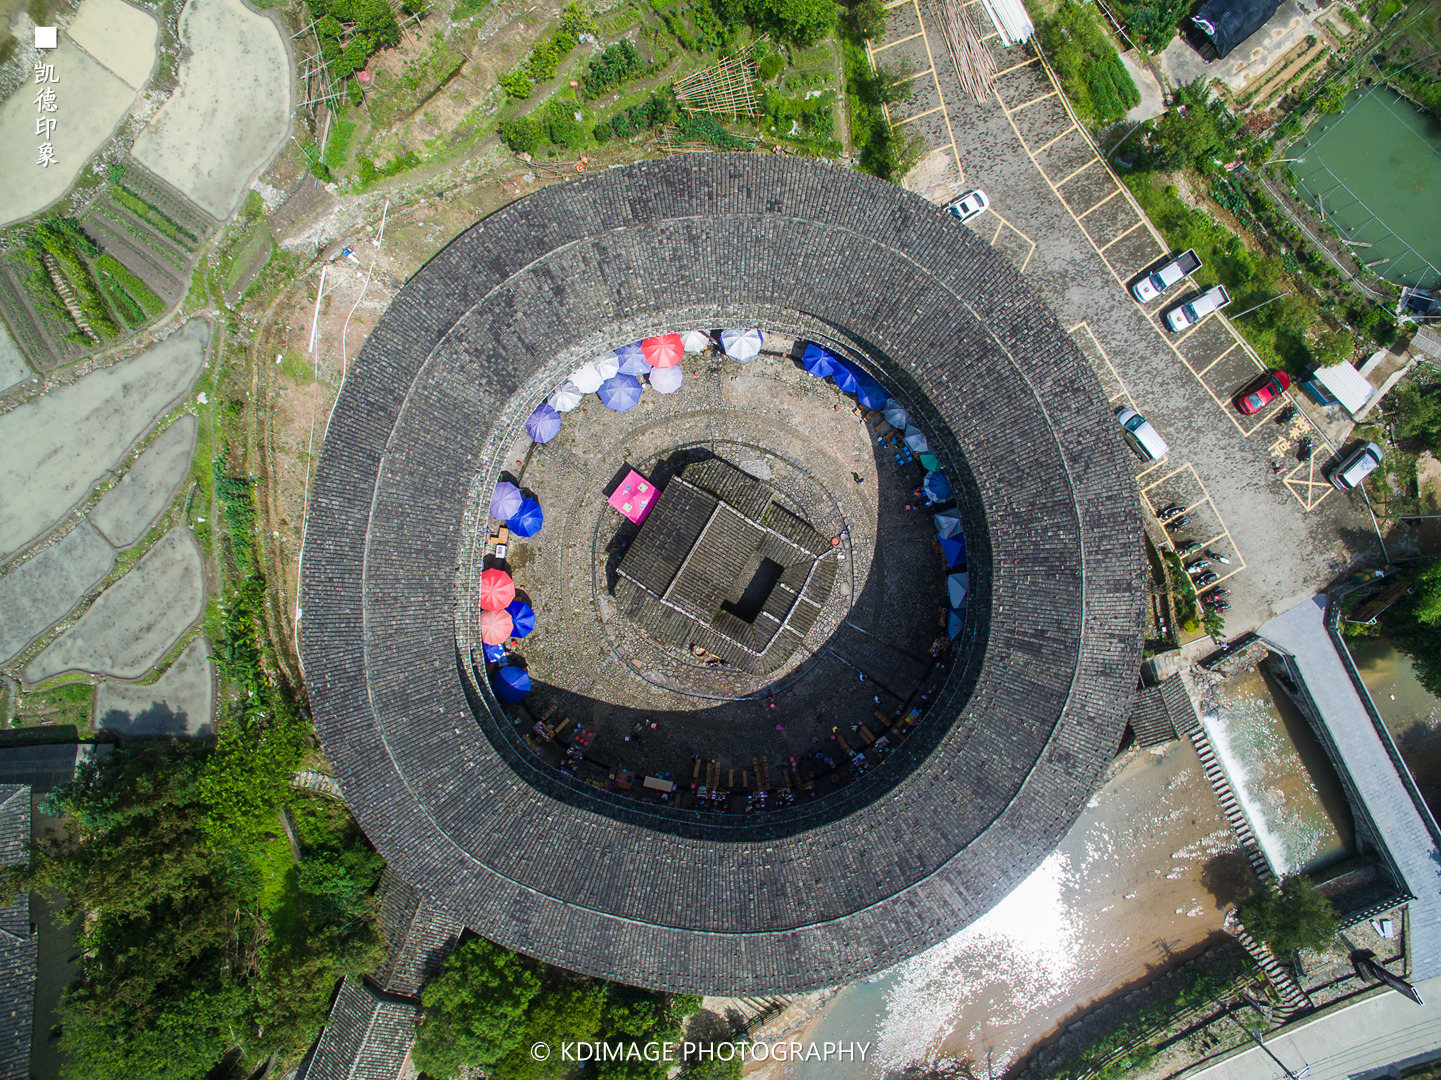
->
[493,665,531,702]
[508,498,544,537]
[801,342,839,378]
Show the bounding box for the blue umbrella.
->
[525,402,562,444]
[493,665,531,702]
[615,342,650,376]
[506,600,535,639]
[507,498,544,538]
[923,470,952,502]
[831,360,862,394]
[597,373,643,412]
[934,508,961,539]
[947,608,965,639]
[801,342,838,378]
[490,481,522,521]
[483,642,508,664]
[853,373,888,410]
[939,535,965,568]
[947,572,969,608]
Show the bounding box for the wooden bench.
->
[836,734,851,754]
[554,716,573,734]
[858,725,875,745]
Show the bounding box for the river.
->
[1348,635,1441,820]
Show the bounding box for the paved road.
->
[1183,978,1441,1080]
[871,1,1378,634]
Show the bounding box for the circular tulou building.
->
[300,155,1145,994]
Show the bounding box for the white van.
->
[1328,442,1384,490]
[1116,407,1168,461]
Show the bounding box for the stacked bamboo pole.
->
[674,42,764,117]
[937,0,997,103]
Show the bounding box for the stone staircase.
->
[291,768,345,801]
[1226,913,1313,1016]
[1188,728,1273,883]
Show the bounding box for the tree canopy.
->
[1236,874,1340,956]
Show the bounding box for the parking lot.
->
[875,0,1377,633]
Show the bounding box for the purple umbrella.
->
[597,373,643,412]
[649,365,683,394]
[525,402,562,444]
[802,342,838,378]
[490,481,522,521]
[506,599,535,638]
[507,497,544,538]
[615,342,651,376]
[493,665,531,702]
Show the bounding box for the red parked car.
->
[1236,369,1291,415]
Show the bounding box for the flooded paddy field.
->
[130,0,291,220]
[0,321,29,393]
[0,0,156,227]
[0,320,205,559]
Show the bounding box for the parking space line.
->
[1032,125,1079,154]
[871,8,965,186]
[1071,321,1136,413]
[1170,319,1208,347]
[1097,219,1143,251]
[996,56,1041,77]
[871,31,925,51]
[895,104,945,124]
[1194,342,1238,377]
[1140,463,1194,494]
[1055,157,1097,187]
[1008,89,1059,114]
[1141,463,1247,585]
[986,211,1039,274]
[992,217,1006,243]
[891,66,933,85]
[1077,187,1123,219]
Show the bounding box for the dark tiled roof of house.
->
[371,869,463,998]
[299,979,418,1080]
[0,785,34,1080]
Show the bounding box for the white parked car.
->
[1329,442,1384,490]
[945,189,990,222]
[1163,284,1232,332]
[1132,249,1202,303]
[1115,406,1168,461]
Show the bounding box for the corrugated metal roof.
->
[1310,361,1374,416]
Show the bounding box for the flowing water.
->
[1200,666,1354,877]
[1289,87,1441,287]
[1349,636,1441,820]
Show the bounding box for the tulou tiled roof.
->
[0,785,34,1080]
[300,155,1145,994]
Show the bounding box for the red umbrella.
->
[479,608,514,644]
[478,568,515,611]
[642,334,684,369]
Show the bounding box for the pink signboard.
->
[608,470,659,525]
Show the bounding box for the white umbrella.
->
[549,380,583,412]
[947,572,969,608]
[883,401,909,429]
[903,424,930,453]
[681,329,711,353]
[569,361,605,394]
[721,328,763,362]
[592,353,619,380]
[649,365,683,394]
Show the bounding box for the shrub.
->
[758,52,785,80]
[852,0,886,39]
[582,39,641,98]
[498,115,545,153]
[754,0,839,44]
[1042,2,1140,123]
[592,120,614,142]
[547,106,587,149]
[500,69,535,98]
